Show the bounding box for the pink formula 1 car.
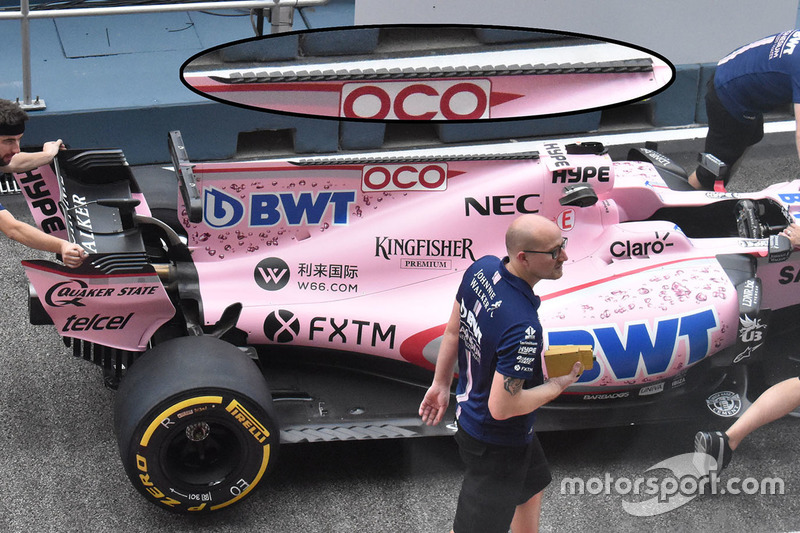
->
[16,132,800,512]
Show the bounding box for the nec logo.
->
[362,163,447,192]
[341,80,491,120]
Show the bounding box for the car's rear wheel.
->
[114,336,278,513]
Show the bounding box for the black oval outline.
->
[179,23,676,124]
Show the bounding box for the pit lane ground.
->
[1,128,800,532]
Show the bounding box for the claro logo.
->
[610,233,674,258]
[341,80,491,120]
[362,163,447,192]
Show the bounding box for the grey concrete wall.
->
[354,0,799,66]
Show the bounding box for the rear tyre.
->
[114,336,278,513]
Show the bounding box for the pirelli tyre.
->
[113,336,278,513]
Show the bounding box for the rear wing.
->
[17,149,149,261]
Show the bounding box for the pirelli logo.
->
[226,400,270,443]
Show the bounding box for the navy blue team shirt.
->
[454,255,545,447]
[715,30,800,120]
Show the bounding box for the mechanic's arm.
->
[419,300,460,426]
[5,139,63,174]
[488,362,582,420]
[0,209,86,268]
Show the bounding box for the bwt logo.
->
[203,187,356,229]
[341,80,491,120]
[547,308,719,381]
[362,163,447,192]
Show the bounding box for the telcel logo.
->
[341,80,491,120]
[362,163,447,192]
[610,233,673,258]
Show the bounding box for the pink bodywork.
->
[185,66,673,120]
[19,142,800,393]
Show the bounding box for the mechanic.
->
[419,213,583,533]
[688,30,800,191]
[0,98,86,268]
[695,223,800,470]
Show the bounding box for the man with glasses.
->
[419,213,583,533]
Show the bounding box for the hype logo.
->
[204,187,245,228]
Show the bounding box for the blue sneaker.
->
[694,430,733,473]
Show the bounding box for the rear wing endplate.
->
[168,130,202,223]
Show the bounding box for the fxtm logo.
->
[263,309,396,348]
[203,187,356,229]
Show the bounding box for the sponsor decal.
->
[557,208,576,231]
[298,262,358,279]
[739,278,760,311]
[254,257,290,291]
[671,373,687,389]
[639,147,673,167]
[61,312,133,332]
[705,192,739,199]
[459,299,483,362]
[464,194,540,216]
[362,163,447,192]
[638,382,665,396]
[778,265,800,284]
[401,259,452,270]
[341,80,491,120]
[583,392,630,400]
[733,314,767,363]
[297,262,359,292]
[45,279,158,307]
[738,315,766,344]
[203,187,356,229]
[17,167,66,235]
[375,237,475,261]
[705,391,742,417]
[255,258,359,293]
[552,166,611,184]
[779,192,800,205]
[548,308,719,382]
[263,309,395,347]
[226,400,270,444]
[263,309,301,343]
[309,316,396,349]
[737,239,765,249]
[543,142,572,170]
[70,194,98,253]
[610,232,673,258]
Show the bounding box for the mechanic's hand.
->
[780,223,800,248]
[547,361,584,393]
[419,383,450,426]
[42,139,65,158]
[60,241,87,268]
